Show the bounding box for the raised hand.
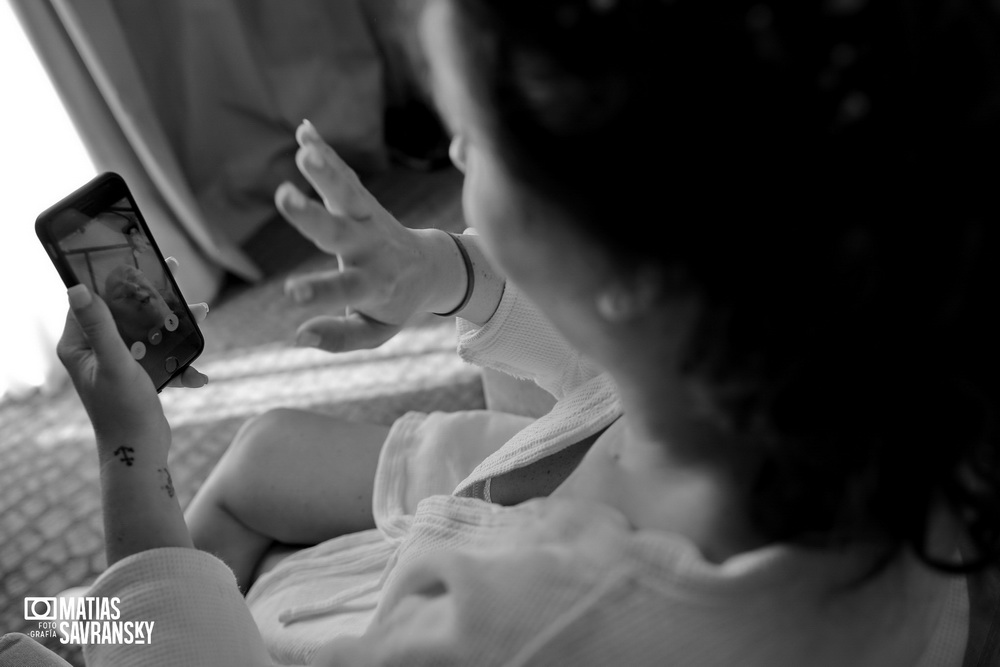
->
[275,120,466,353]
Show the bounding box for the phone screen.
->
[38,173,204,390]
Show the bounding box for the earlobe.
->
[449,135,468,173]
[595,267,664,323]
[596,288,632,322]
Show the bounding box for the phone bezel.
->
[35,171,206,391]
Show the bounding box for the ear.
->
[595,264,665,323]
[448,134,468,173]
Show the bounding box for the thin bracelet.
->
[434,232,475,317]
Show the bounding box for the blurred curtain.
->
[9,0,389,302]
[3,0,390,400]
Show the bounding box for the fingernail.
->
[199,373,210,385]
[301,118,319,138]
[304,144,325,169]
[198,302,210,313]
[68,284,91,309]
[296,331,321,348]
[285,185,308,209]
[297,119,321,148]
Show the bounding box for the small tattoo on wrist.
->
[113,446,135,466]
[157,468,175,498]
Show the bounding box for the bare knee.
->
[190,408,304,513]
[228,408,306,461]
[212,408,318,488]
[188,408,383,546]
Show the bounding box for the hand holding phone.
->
[37,172,206,391]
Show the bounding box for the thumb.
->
[295,313,400,353]
[66,284,132,364]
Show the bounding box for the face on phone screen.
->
[47,195,200,384]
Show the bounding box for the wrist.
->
[416,227,469,316]
[98,458,192,564]
[448,232,505,325]
[96,431,170,470]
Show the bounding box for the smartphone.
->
[36,172,205,391]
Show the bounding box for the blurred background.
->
[1,0,452,401]
[0,1,499,663]
[1,0,94,401]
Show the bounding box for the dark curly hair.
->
[444,0,1000,572]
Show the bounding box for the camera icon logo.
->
[24,597,57,621]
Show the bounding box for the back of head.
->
[448,0,1000,571]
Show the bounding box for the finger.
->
[167,259,210,323]
[284,268,370,307]
[294,134,371,221]
[187,302,210,323]
[296,119,359,178]
[294,313,400,353]
[275,182,357,255]
[56,307,90,372]
[165,366,209,389]
[295,118,323,147]
[64,285,134,367]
